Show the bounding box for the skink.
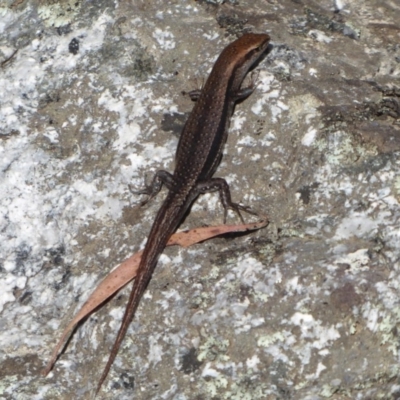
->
[96,32,271,393]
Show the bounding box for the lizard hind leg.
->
[195,177,258,224]
[129,170,175,206]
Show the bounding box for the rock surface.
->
[1,0,400,399]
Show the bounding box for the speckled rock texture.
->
[1,0,400,399]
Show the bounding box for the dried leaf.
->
[42,216,268,375]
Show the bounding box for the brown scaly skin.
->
[95,33,271,395]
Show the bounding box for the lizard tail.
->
[94,192,187,396]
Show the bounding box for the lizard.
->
[95,32,271,394]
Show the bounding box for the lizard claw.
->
[225,203,258,224]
